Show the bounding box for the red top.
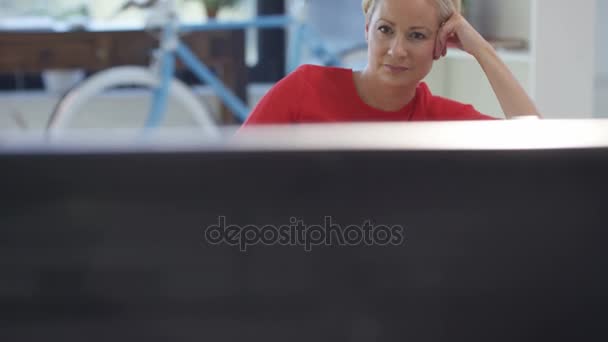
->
[243,64,497,125]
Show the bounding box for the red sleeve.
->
[428,95,500,121]
[241,66,306,126]
[416,83,500,121]
[456,104,500,120]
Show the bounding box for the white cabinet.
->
[424,0,598,118]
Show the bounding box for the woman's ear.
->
[365,18,370,42]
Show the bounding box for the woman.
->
[242,0,540,125]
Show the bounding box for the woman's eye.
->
[378,25,393,34]
[410,32,426,40]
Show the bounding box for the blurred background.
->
[0,0,605,133]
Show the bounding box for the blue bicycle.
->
[46,0,367,134]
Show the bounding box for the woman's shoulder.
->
[293,64,353,75]
[417,82,464,109]
[290,64,354,86]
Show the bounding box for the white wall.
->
[596,1,608,76]
[595,0,608,116]
[533,0,597,118]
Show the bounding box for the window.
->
[0,0,259,66]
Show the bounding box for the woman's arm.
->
[434,13,541,119]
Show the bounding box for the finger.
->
[439,20,458,54]
[434,21,447,59]
[434,39,443,60]
[434,30,442,59]
[444,33,458,54]
[439,28,451,54]
[433,41,438,59]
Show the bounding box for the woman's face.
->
[365,0,441,87]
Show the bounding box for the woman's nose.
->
[388,37,408,58]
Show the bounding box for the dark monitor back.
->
[2,147,608,341]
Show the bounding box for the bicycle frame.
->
[146,5,345,126]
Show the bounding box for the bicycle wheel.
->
[47,66,219,136]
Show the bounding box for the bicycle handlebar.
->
[113,0,305,30]
[109,0,160,20]
[120,0,159,11]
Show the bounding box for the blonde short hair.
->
[362,0,460,24]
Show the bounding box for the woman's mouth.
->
[383,64,410,73]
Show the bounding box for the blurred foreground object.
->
[2,120,608,341]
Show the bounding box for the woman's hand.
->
[434,12,490,60]
[432,12,540,118]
